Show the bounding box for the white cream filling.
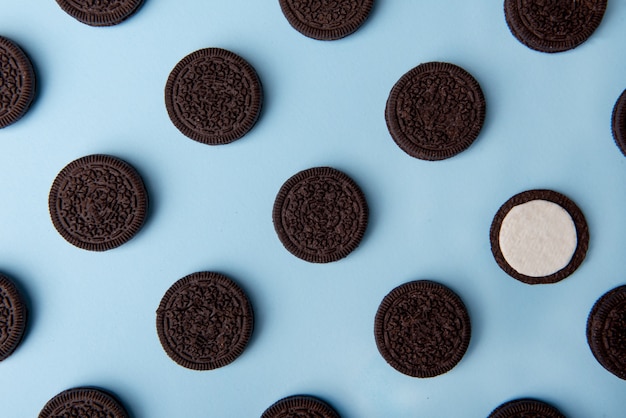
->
[499,199,577,277]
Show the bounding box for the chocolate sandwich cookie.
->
[0,274,27,361]
[278,0,374,40]
[488,398,565,418]
[504,0,607,53]
[165,48,262,145]
[39,387,129,418]
[261,395,340,418]
[55,0,144,26]
[385,62,485,161]
[374,280,471,378]
[612,90,626,156]
[48,154,148,251]
[490,189,588,285]
[273,167,368,263]
[0,36,35,128]
[156,272,254,370]
[587,285,626,380]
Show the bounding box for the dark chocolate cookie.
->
[488,398,565,418]
[156,272,254,370]
[272,167,368,263]
[261,395,340,418]
[0,274,27,361]
[612,90,626,157]
[165,48,262,145]
[55,0,144,26]
[0,36,35,128]
[278,0,374,40]
[48,154,148,251]
[490,189,588,285]
[587,285,626,380]
[504,0,607,53]
[374,280,471,378]
[385,62,485,161]
[39,387,129,418]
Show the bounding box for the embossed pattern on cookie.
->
[612,90,626,157]
[504,0,607,53]
[165,48,263,145]
[0,274,27,362]
[39,387,129,418]
[279,0,374,40]
[261,395,341,418]
[488,398,566,418]
[587,285,626,380]
[272,167,368,263]
[374,280,471,378]
[156,272,254,371]
[48,154,148,251]
[0,36,35,128]
[385,62,485,161]
[55,0,144,26]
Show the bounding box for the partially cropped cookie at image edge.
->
[48,154,148,251]
[374,280,471,378]
[587,285,626,380]
[488,398,565,418]
[490,189,589,285]
[272,167,368,263]
[504,0,607,53]
[165,48,263,145]
[39,387,129,418]
[55,0,144,26]
[261,395,341,418]
[0,274,28,362]
[385,62,486,161]
[278,0,374,40]
[0,36,36,129]
[156,271,254,370]
[611,89,626,157]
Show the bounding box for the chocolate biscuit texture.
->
[488,398,565,418]
[0,36,35,128]
[55,0,144,26]
[504,0,607,53]
[385,62,485,161]
[156,272,254,370]
[279,0,374,40]
[612,90,626,156]
[39,387,129,418]
[0,274,27,361]
[165,48,263,145]
[374,280,471,378]
[261,395,340,418]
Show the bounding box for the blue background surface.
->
[1,1,626,417]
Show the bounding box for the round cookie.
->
[272,167,368,263]
[278,0,374,40]
[504,0,607,53]
[55,0,144,26]
[39,387,129,418]
[165,48,262,145]
[0,36,35,128]
[611,90,626,157]
[261,395,340,418]
[385,62,485,161]
[48,154,148,251]
[374,280,471,378]
[0,274,27,361]
[488,398,565,418]
[587,285,626,380]
[490,189,588,285]
[156,272,254,370]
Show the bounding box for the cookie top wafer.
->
[374,280,471,378]
[165,48,262,145]
[48,154,148,251]
[488,398,565,418]
[0,36,35,128]
[156,272,254,370]
[504,0,607,53]
[261,395,340,418]
[273,167,368,263]
[39,387,129,418]
[385,62,485,161]
[55,0,144,26]
[0,274,27,361]
[612,90,626,156]
[587,285,626,380]
[278,0,374,40]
